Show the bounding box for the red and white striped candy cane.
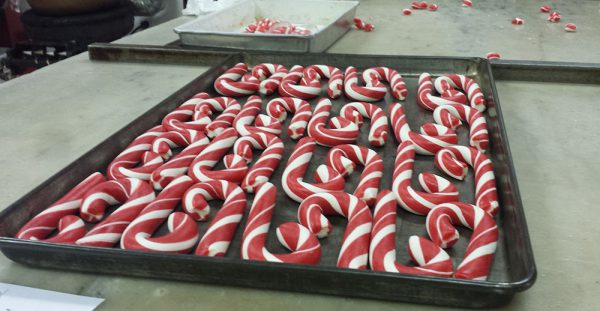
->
[369,190,453,276]
[161,93,212,132]
[281,137,345,202]
[307,98,359,147]
[339,102,388,147]
[426,202,498,280]
[266,97,312,140]
[393,141,459,215]
[251,63,288,95]
[344,66,387,102]
[106,125,166,180]
[434,74,486,112]
[362,67,407,100]
[16,172,105,242]
[188,128,248,183]
[233,96,282,136]
[278,65,321,99]
[214,63,259,96]
[233,132,284,193]
[389,103,458,155]
[298,192,372,269]
[76,178,156,247]
[151,128,208,161]
[305,65,344,98]
[182,180,246,256]
[417,73,466,111]
[150,135,211,190]
[326,144,383,206]
[196,97,241,138]
[120,176,199,253]
[241,182,321,264]
[433,103,489,152]
[434,146,499,215]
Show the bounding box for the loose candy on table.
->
[511,18,524,25]
[403,9,413,15]
[281,137,345,202]
[298,192,372,269]
[233,96,282,136]
[428,4,438,11]
[434,74,487,112]
[369,190,453,276]
[305,65,344,98]
[266,97,313,139]
[486,52,501,60]
[548,12,561,22]
[120,176,198,253]
[16,172,106,242]
[434,145,499,215]
[389,103,458,155]
[353,17,374,32]
[241,182,321,264]
[188,128,248,183]
[565,23,577,32]
[151,128,208,161]
[412,1,428,9]
[194,97,242,138]
[307,98,360,147]
[344,66,387,102]
[539,5,551,13]
[339,102,388,146]
[326,144,383,206]
[76,178,156,247]
[426,202,498,280]
[183,180,246,256]
[417,73,466,111]
[432,103,489,152]
[362,67,408,100]
[278,65,321,99]
[251,63,288,95]
[393,141,459,215]
[214,63,259,96]
[233,132,284,193]
[462,0,472,7]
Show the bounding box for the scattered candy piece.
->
[540,5,551,13]
[486,52,501,60]
[564,23,577,32]
[548,12,561,22]
[403,8,413,15]
[354,17,375,32]
[428,4,439,11]
[411,1,428,9]
[462,0,472,7]
[512,18,524,25]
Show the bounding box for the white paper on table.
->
[0,283,104,311]
[182,0,243,15]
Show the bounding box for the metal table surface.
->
[0,0,598,310]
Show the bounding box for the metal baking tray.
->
[0,51,536,308]
[173,0,358,52]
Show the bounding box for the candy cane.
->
[307,98,359,147]
[339,102,388,146]
[161,92,211,132]
[434,146,499,215]
[106,125,166,180]
[76,178,156,247]
[393,141,459,215]
[298,192,372,269]
[278,65,321,99]
[344,66,387,102]
[326,144,383,206]
[369,190,453,276]
[426,202,498,280]
[434,74,486,112]
[417,73,466,111]
[281,137,345,202]
[182,180,246,256]
[362,67,407,100]
[266,97,313,139]
[150,134,211,190]
[305,65,344,98]
[196,97,242,138]
[233,96,282,136]
[151,128,208,161]
[188,128,248,183]
[241,182,321,264]
[251,63,288,95]
[120,175,199,253]
[389,103,458,155]
[433,103,489,152]
[233,132,284,193]
[214,63,259,96]
[16,172,105,242]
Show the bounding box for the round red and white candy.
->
[369,190,453,276]
[278,65,321,99]
[233,132,284,193]
[307,98,359,147]
[428,3,438,11]
[344,66,387,102]
[434,74,486,112]
[539,5,551,13]
[233,96,282,136]
[434,145,499,215]
[433,103,489,152]
[362,67,407,100]
[305,65,344,98]
[189,128,248,183]
[298,192,372,269]
[266,97,313,139]
[426,202,498,280]
[16,172,105,242]
[241,182,321,264]
[462,0,472,7]
[512,18,524,25]
[251,63,288,95]
[486,52,501,60]
[339,102,388,146]
[403,8,412,15]
[281,137,345,202]
[214,63,259,96]
[548,12,561,22]
[565,23,576,32]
